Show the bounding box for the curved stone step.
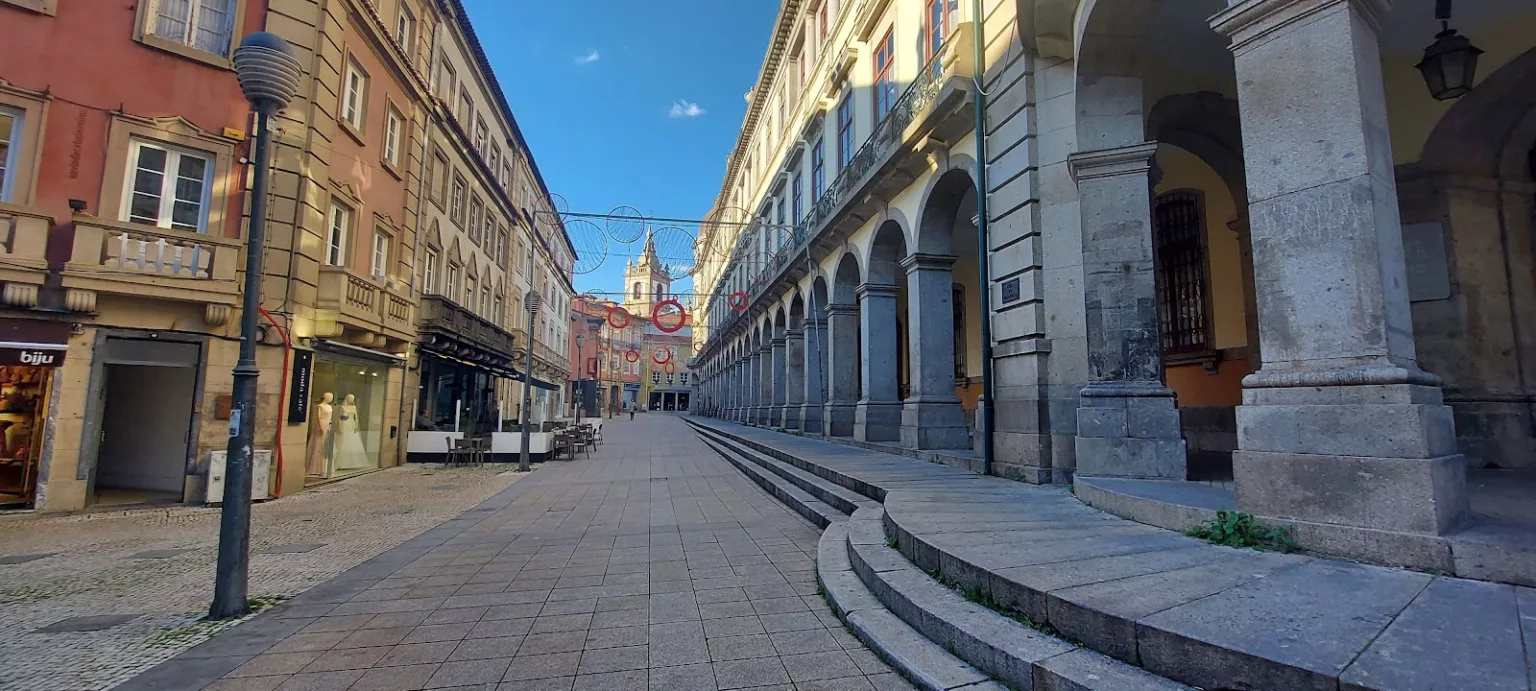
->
[817,521,1005,691]
[684,418,891,501]
[845,507,1194,691]
[692,424,875,514]
[698,436,841,528]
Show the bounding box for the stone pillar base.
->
[800,405,824,435]
[1074,381,1187,479]
[824,403,855,437]
[1234,379,1468,535]
[901,399,971,450]
[855,401,902,443]
[767,408,782,428]
[782,406,802,431]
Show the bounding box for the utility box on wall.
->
[204,450,273,504]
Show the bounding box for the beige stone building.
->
[693,0,1536,583]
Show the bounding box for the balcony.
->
[316,266,416,344]
[417,294,518,368]
[61,216,240,324]
[534,340,570,375]
[704,26,978,353]
[0,203,52,309]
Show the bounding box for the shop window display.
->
[305,358,387,481]
[0,365,51,507]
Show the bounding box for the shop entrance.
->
[90,337,202,506]
[0,360,60,508]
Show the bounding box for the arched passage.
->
[769,308,788,427]
[858,221,909,443]
[826,252,863,437]
[785,294,807,431]
[803,276,831,434]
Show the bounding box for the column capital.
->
[760,344,774,354]
[1211,0,1388,53]
[1067,142,1158,183]
[824,303,858,316]
[771,336,787,347]
[784,327,806,338]
[856,283,899,299]
[901,252,959,271]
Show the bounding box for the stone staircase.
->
[686,417,1536,691]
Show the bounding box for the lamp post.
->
[575,333,586,428]
[520,289,542,472]
[212,32,302,620]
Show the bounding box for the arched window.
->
[1152,190,1211,355]
[655,282,662,299]
[632,282,641,299]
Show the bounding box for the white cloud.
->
[575,49,600,65]
[669,100,706,118]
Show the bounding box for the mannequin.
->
[332,393,369,470]
[305,392,334,475]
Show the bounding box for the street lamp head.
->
[234,32,303,112]
[526,289,543,316]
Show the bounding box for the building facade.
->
[0,0,571,511]
[571,294,643,417]
[691,0,1536,575]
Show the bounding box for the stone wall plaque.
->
[1403,222,1450,302]
[1000,277,1021,304]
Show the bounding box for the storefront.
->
[304,343,400,483]
[0,320,68,509]
[416,351,505,435]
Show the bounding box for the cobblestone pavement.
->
[0,464,528,691]
[118,415,917,691]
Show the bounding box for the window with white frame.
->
[395,5,414,53]
[468,196,483,244]
[652,372,661,385]
[342,59,367,130]
[458,90,474,126]
[436,59,455,100]
[474,117,488,155]
[446,263,461,299]
[324,199,351,266]
[0,108,23,203]
[493,294,503,326]
[146,0,238,56]
[466,275,477,308]
[451,175,466,225]
[383,106,403,167]
[371,229,390,277]
[123,139,214,232]
[423,249,438,294]
[489,144,500,175]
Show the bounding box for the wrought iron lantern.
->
[1416,0,1483,101]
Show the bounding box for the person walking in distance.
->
[628,402,635,421]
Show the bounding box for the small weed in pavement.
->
[1187,510,1299,553]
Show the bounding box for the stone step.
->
[817,521,1005,691]
[692,424,876,515]
[684,418,892,501]
[691,417,1536,691]
[844,506,1194,691]
[696,436,842,529]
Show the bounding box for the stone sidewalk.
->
[116,416,915,691]
[0,464,527,691]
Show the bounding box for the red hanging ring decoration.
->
[652,348,672,365]
[692,341,704,354]
[652,298,687,334]
[727,291,748,311]
[607,305,630,329]
[624,348,639,363]
[665,362,677,375]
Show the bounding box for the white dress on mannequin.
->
[332,394,370,470]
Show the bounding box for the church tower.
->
[623,230,671,316]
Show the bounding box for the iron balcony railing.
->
[703,48,948,349]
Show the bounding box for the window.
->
[395,5,414,53]
[778,99,787,136]
[923,0,951,75]
[450,175,466,225]
[501,162,512,191]
[474,117,488,155]
[489,144,501,175]
[0,108,22,203]
[791,173,803,227]
[632,282,642,300]
[324,199,351,266]
[145,0,237,56]
[436,59,455,100]
[497,228,509,265]
[468,196,483,244]
[371,229,390,277]
[383,106,403,167]
[447,264,461,300]
[431,149,449,205]
[493,294,503,326]
[818,2,829,43]
[837,94,854,170]
[458,90,474,126]
[483,214,496,252]
[874,28,896,124]
[652,372,661,385]
[811,137,825,202]
[423,249,438,294]
[1152,191,1211,355]
[342,59,367,130]
[123,140,213,232]
[481,285,491,316]
[465,275,477,308]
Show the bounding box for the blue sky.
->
[462,0,781,301]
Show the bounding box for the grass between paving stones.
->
[1186,510,1299,553]
[923,566,1064,639]
[144,595,289,649]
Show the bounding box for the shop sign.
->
[289,350,314,424]
[0,343,66,367]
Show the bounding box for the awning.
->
[511,371,561,391]
[312,339,407,366]
[422,349,558,390]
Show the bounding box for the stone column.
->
[901,253,971,449]
[747,350,761,423]
[770,336,787,427]
[783,328,806,430]
[1231,216,1261,370]
[1068,142,1187,479]
[823,304,858,436]
[1212,0,1467,537]
[732,358,744,421]
[855,283,903,442]
[759,343,774,425]
[801,314,827,434]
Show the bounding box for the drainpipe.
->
[397,18,442,464]
[971,0,995,475]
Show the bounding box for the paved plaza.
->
[0,464,527,691]
[115,415,914,691]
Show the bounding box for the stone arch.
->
[1147,91,1247,205]
[788,292,805,329]
[865,220,909,285]
[1073,0,1160,150]
[832,251,862,305]
[1417,47,1536,179]
[1016,0,1079,59]
[916,166,981,255]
